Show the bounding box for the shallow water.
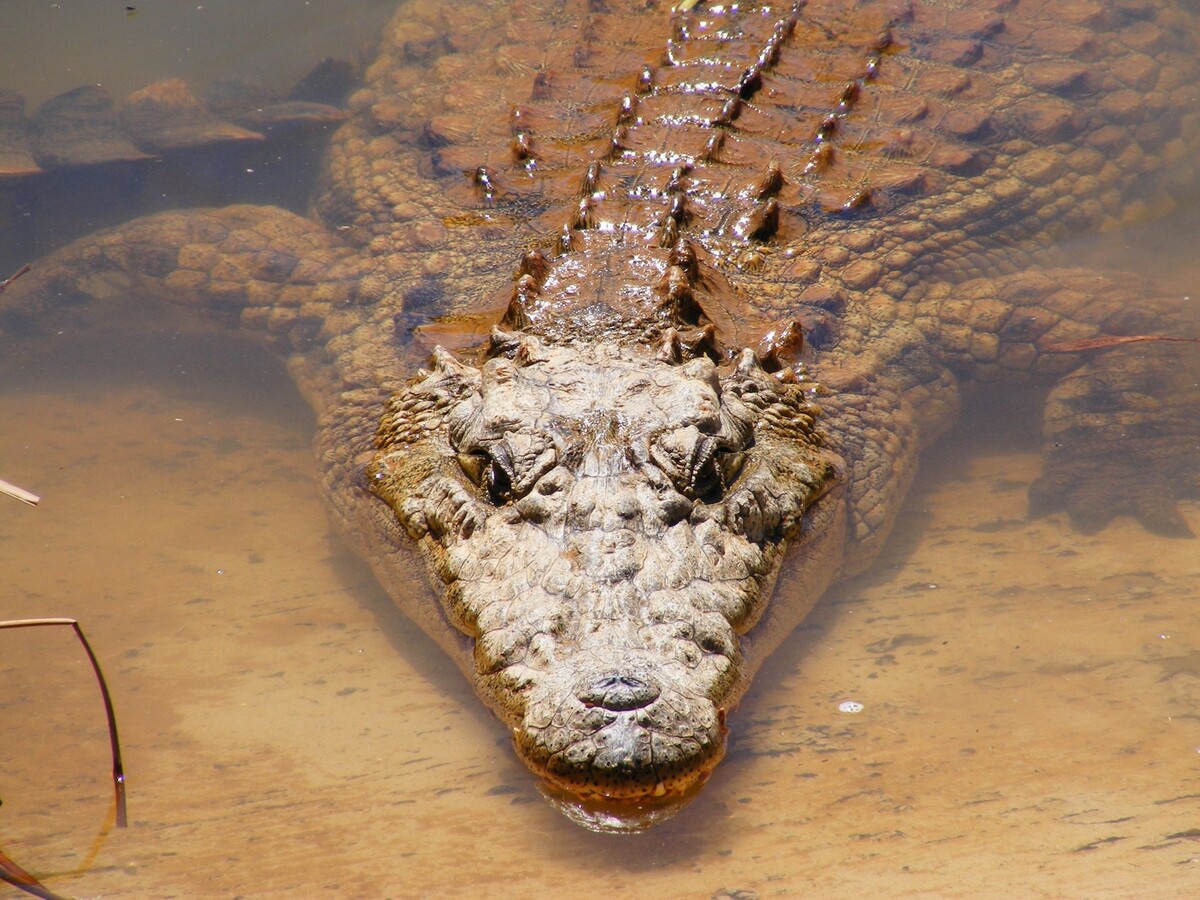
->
[2,3,1200,898]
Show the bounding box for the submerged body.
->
[3,0,1199,827]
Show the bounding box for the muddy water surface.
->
[2,3,1199,898]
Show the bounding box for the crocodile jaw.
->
[367,337,835,822]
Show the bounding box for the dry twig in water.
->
[0,617,126,899]
[0,478,40,506]
[0,263,30,295]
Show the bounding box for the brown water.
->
[2,4,1200,898]
[0,1,396,108]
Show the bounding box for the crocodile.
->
[2,0,1199,831]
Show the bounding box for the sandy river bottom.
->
[1,1,1198,895]
[1,290,1198,900]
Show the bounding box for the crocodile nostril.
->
[576,673,660,711]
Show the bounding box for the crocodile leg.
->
[1030,342,1200,536]
[914,267,1199,534]
[0,204,374,408]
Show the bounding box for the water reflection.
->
[1,2,1199,897]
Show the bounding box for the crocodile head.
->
[367,331,836,830]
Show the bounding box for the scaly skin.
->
[3,0,1199,827]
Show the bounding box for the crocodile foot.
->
[1030,343,1200,536]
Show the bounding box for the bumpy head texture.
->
[367,332,834,810]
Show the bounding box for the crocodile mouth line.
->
[517,715,728,801]
[516,698,731,832]
[534,754,723,834]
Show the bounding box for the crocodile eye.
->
[485,456,514,504]
[689,436,722,499]
[714,449,746,490]
[457,444,517,504]
[458,438,557,505]
[691,445,747,500]
[651,429,748,501]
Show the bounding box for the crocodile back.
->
[318,0,1199,348]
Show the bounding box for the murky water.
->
[2,3,1199,898]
